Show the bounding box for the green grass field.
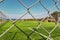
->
[0,20,60,40]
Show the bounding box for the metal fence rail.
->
[0,0,60,40]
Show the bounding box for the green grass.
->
[0,20,60,40]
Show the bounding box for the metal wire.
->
[0,0,60,40]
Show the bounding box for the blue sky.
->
[0,0,60,19]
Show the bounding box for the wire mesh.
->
[0,0,60,40]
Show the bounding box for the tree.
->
[51,11,60,24]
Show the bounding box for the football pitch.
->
[0,20,60,40]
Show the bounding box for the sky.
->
[0,0,60,19]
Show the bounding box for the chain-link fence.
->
[0,0,60,40]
